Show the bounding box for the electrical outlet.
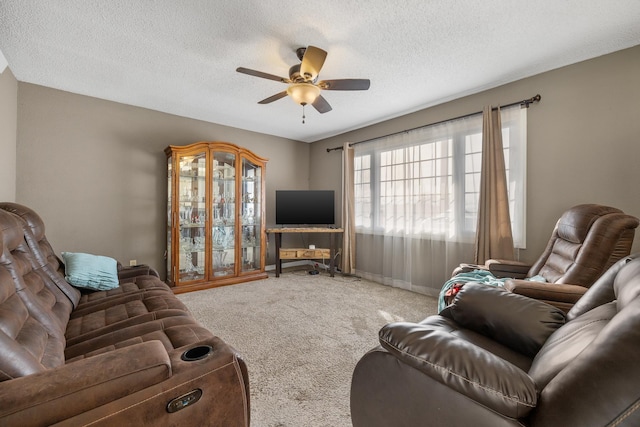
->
[129,260,137,266]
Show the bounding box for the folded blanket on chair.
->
[438,270,507,312]
[438,270,548,312]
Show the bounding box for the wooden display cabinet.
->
[166,141,267,293]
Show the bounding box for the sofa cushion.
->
[530,259,640,390]
[530,297,640,427]
[77,277,171,306]
[613,258,640,310]
[417,315,533,372]
[0,215,66,377]
[61,252,119,291]
[0,202,82,307]
[65,291,192,345]
[64,317,213,361]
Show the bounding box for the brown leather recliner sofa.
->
[0,203,250,426]
[451,204,639,311]
[351,253,640,426]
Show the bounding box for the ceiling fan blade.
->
[300,46,327,81]
[318,79,371,90]
[236,67,289,83]
[312,95,332,114]
[258,91,288,104]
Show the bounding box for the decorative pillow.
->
[61,252,120,290]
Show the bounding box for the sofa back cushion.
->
[0,203,81,307]
[613,257,640,310]
[0,213,67,381]
[528,204,638,287]
[0,210,75,328]
[530,288,640,426]
[528,258,640,388]
[527,256,640,426]
[565,255,637,320]
[528,301,616,389]
[530,257,640,389]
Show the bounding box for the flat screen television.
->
[275,190,335,226]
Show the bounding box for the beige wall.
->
[16,84,309,274]
[0,67,17,201]
[9,45,640,286]
[311,45,640,277]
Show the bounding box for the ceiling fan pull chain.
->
[302,104,306,124]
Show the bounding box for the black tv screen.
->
[276,190,335,225]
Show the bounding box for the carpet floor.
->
[177,269,438,427]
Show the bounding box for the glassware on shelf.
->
[213,206,222,225]
[242,207,254,225]
[180,238,197,273]
[228,204,235,224]
[194,236,204,251]
[213,247,236,277]
[213,251,227,272]
[213,226,234,248]
[242,226,257,247]
[213,227,225,249]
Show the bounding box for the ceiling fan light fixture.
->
[287,83,320,106]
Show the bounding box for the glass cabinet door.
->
[241,157,262,273]
[177,151,207,282]
[212,151,236,277]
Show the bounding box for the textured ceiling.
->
[1,1,640,143]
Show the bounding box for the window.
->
[354,105,526,247]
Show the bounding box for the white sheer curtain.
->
[353,105,526,296]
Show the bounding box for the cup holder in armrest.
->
[181,345,213,361]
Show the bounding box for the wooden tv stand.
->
[266,227,343,277]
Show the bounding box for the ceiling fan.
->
[236,45,370,121]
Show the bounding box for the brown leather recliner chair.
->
[351,254,640,427]
[453,204,639,311]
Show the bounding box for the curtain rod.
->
[326,94,541,152]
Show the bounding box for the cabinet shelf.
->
[166,141,268,293]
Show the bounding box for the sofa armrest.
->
[452,259,531,278]
[452,263,489,275]
[378,322,537,419]
[504,279,587,304]
[0,341,171,425]
[486,259,531,278]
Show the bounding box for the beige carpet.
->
[177,269,438,427]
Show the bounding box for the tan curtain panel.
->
[474,106,515,264]
[341,142,356,274]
